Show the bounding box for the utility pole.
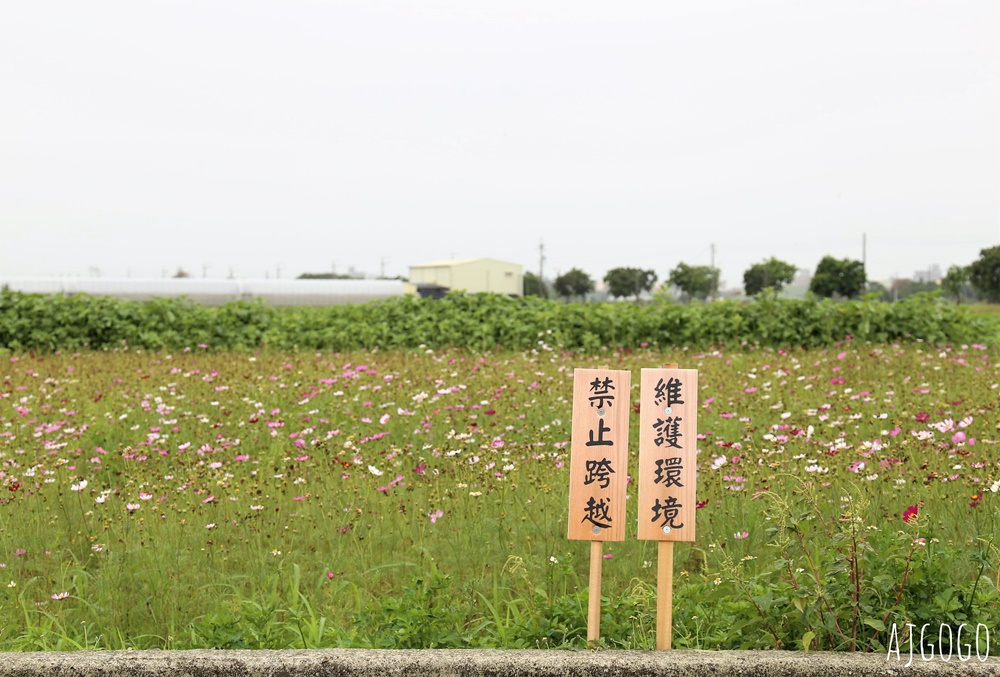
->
[380,257,386,279]
[710,243,717,302]
[539,240,546,298]
[862,233,867,275]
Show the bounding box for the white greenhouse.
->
[0,277,407,306]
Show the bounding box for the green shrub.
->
[0,289,993,352]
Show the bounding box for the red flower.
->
[696,499,710,509]
[902,504,919,523]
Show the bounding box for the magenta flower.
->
[903,504,919,523]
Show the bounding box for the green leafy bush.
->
[0,290,993,352]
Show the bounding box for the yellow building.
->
[408,258,523,297]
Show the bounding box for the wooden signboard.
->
[637,365,698,650]
[567,366,631,645]
[637,367,698,542]
[567,368,631,542]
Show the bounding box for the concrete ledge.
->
[1,650,999,676]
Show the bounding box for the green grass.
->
[1,343,999,651]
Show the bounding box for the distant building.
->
[792,268,812,288]
[913,264,942,283]
[778,268,813,299]
[408,258,523,297]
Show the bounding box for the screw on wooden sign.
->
[637,364,698,651]
[566,366,631,645]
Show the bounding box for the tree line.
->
[526,245,1000,303]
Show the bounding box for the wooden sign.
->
[637,368,698,542]
[567,368,631,542]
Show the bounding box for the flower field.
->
[2,342,999,650]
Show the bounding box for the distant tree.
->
[941,265,970,304]
[968,246,1000,303]
[173,268,190,279]
[808,256,866,299]
[889,278,938,301]
[866,280,890,302]
[603,267,657,302]
[742,257,797,296]
[523,271,549,298]
[668,263,719,302]
[554,268,595,301]
[298,272,355,280]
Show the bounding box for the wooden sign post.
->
[637,364,698,650]
[567,367,631,645]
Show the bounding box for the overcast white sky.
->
[1,0,997,289]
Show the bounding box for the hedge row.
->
[0,289,994,352]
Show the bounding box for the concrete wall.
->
[1,649,997,676]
